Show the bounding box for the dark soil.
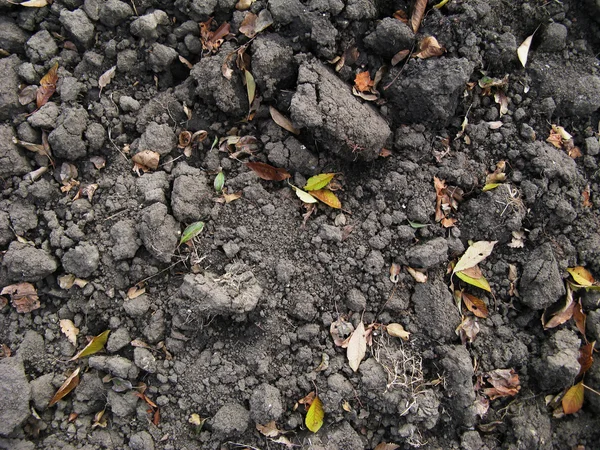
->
[1,0,600,449]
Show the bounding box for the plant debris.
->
[70,330,111,361]
[48,367,80,407]
[37,62,59,108]
[1,283,40,313]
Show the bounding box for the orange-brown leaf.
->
[483,368,520,400]
[269,106,300,135]
[239,12,257,38]
[48,367,81,407]
[37,62,59,108]
[441,217,457,228]
[582,185,592,208]
[354,71,373,92]
[245,162,291,181]
[411,0,427,33]
[573,301,586,336]
[132,150,160,173]
[543,296,575,330]
[578,341,595,376]
[562,382,584,415]
[393,10,408,23]
[374,444,400,450]
[391,49,410,66]
[462,292,489,318]
[310,189,342,209]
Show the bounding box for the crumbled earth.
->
[1,1,600,449]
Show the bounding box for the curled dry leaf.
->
[244,70,255,108]
[127,283,146,299]
[330,317,354,347]
[582,185,592,208]
[390,262,401,284]
[441,217,457,228]
[483,368,521,400]
[314,352,330,372]
[347,321,367,372]
[386,323,410,341]
[48,367,80,407]
[178,55,193,69]
[542,286,574,330]
[567,266,595,287]
[246,162,291,181]
[456,316,480,344]
[70,330,111,361]
[414,36,445,59]
[573,301,586,336]
[98,66,116,97]
[374,444,400,450]
[406,266,427,283]
[494,91,508,116]
[298,391,316,408]
[411,0,427,33]
[37,62,59,108]
[256,420,282,438]
[517,32,535,68]
[578,341,595,376]
[132,150,160,174]
[60,319,79,346]
[354,71,374,92]
[178,131,192,148]
[507,230,525,248]
[391,49,410,66]
[58,274,88,289]
[239,12,257,38]
[269,106,300,135]
[562,382,584,415]
[1,283,40,313]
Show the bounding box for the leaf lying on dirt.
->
[244,70,255,106]
[330,318,354,347]
[48,367,80,407]
[573,301,586,336]
[347,321,367,372]
[314,353,329,372]
[562,382,584,415]
[406,266,427,283]
[414,36,445,59]
[12,136,53,162]
[70,330,111,361]
[517,32,535,68]
[19,85,38,105]
[507,230,525,249]
[389,263,401,284]
[293,186,318,204]
[180,221,205,245]
[386,323,410,341]
[411,0,427,33]
[391,49,410,66]
[269,106,299,135]
[305,395,324,433]
[456,270,491,292]
[304,173,335,191]
[256,420,283,437]
[298,391,316,408]
[454,241,497,274]
[310,189,341,209]
[214,171,225,193]
[37,62,58,108]
[354,71,373,92]
[456,316,480,344]
[494,91,508,116]
[1,283,40,313]
[239,12,257,38]
[132,150,160,174]
[578,341,595,376]
[542,285,574,330]
[98,66,116,97]
[483,368,521,400]
[127,283,145,299]
[482,183,500,192]
[200,19,231,54]
[486,160,506,185]
[60,319,79,346]
[245,162,291,181]
[221,190,242,203]
[462,292,489,318]
[17,0,50,6]
[567,266,595,287]
[441,217,457,228]
[408,220,428,229]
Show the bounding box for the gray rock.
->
[17,330,45,365]
[251,34,295,100]
[520,243,565,310]
[461,430,484,450]
[61,242,100,278]
[585,137,600,156]
[364,250,385,275]
[8,202,37,235]
[85,122,106,151]
[129,431,155,450]
[119,95,140,112]
[84,0,101,21]
[176,271,262,317]
[3,242,58,282]
[344,0,377,19]
[412,278,460,341]
[191,44,247,116]
[406,237,448,269]
[171,172,212,222]
[322,421,365,449]
[538,23,567,52]
[148,43,177,73]
[29,373,54,411]
[107,390,139,417]
[0,358,31,436]
[0,17,30,55]
[222,241,240,259]
[89,355,139,380]
[319,224,342,243]
[28,102,60,129]
[190,0,218,19]
[48,106,89,160]
[0,56,25,122]
[285,136,319,174]
[73,371,106,415]
[346,288,366,311]
[249,384,284,424]
[384,58,474,126]
[142,306,163,342]
[117,49,138,73]
[25,30,58,63]
[0,212,13,247]
[364,18,414,59]
[288,290,318,321]
[135,171,169,204]
[111,219,141,261]
[533,329,580,391]
[269,0,303,25]
[106,327,131,353]
[137,122,175,155]
[138,203,178,263]
[130,10,169,41]
[438,345,477,427]
[60,8,95,49]
[99,0,133,27]
[588,310,600,342]
[290,60,392,161]
[60,77,83,103]
[123,294,150,318]
[528,141,578,183]
[133,347,156,373]
[510,404,552,450]
[211,403,249,437]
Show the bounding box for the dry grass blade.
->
[411,0,427,33]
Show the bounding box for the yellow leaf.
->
[310,189,342,209]
[305,395,324,433]
[567,267,595,287]
[244,70,255,106]
[433,0,450,8]
[48,367,80,407]
[482,183,500,192]
[455,271,492,292]
[304,173,336,191]
[562,382,584,415]
[293,186,317,204]
[70,330,110,361]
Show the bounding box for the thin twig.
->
[383,42,417,91]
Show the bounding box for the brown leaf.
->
[201,20,231,53]
[178,131,192,148]
[330,318,354,347]
[433,176,447,222]
[132,150,160,174]
[393,10,408,23]
[256,420,282,438]
[239,12,257,38]
[0,296,7,309]
[582,185,593,208]
[347,321,367,371]
[379,148,392,158]
[562,382,584,415]
[483,368,520,400]
[461,265,483,279]
[374,444,400,450]
[456,316,479,344]
[298,391,316,408]
[494,91,508,116]
[543,290,575,330]
[48,367,81,407]
[245,161,290,181]
[127,283,146,300]
[19,85,38,105]
[573,301,586,336]
[354,71,374,92]
[1,283,40,313]
[391,49,410,66]
[269,106,300,135]
[222,191,242,203]
[441,217,457,228]
[411,0,427,33]
[578,341,595,376]
[414,36,445,59]
[178,55,193,69]
[37,62,59,108]
[98,66,116,97]
[462,292,489,318]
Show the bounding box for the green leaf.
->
[455,271,492,292]
[70,330,110,361]
[180,221,205,245]
[304,173,335,191]
[244,70,255,106]
[292,186,318,204]
[305,396,324,433]
[210,136,218,151]
[214,171,225,193]
[408,220,428,229]
[482,183,500,192]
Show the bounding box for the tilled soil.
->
[1,0,600,449]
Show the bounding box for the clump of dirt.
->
[1,0,600,449]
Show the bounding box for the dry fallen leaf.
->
[127,283,146,299]
[567,266,595,287]
[483,368,521,400]
[310,189,342,209]
[1,283,40,313]
[494,91,508,116]
[542,286,574,330]
[462,292,489,318]
[374,444,400,450]
[256,420,282,438]
[578,341,595,376]
[386,323,410,341]
[98,66,116,97]
[454,241,497,274]
[562,382,584,415]
[347,321,367,372]
[406,266,427,283]
[246,161,291,181]
[19,85,38,105]
[582,185,592,208]
[411,0,427,33]
[37,62,59,108]
[354,71,373,92]
[239,12,257,38]
[70,330,111,361]
[48,367,81,407]
[391,49,410,66]
[60,319,79,346]
[414,36,445,59]
[330,317,354,347]
[517,32,535,68]
[178,55,193,69]
[18,0,50,6]
[573,301,586,336]
[269,106,300,135]
[132,150,160,174]
[441,217,457,228]
[456,316,480,344]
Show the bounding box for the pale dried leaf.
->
[98,66,116,96]
[178,55,193,69]
[411,0,427,33]
[19,0,49,6]
[269,106,299,134]
[414,36,445,59]
[454,241,497,274]
[347,322,367,372]
[456,316,480,344]
[132,150,160,172]
[1,283,40,313]
[386,323,410,341]
[517,33,534,68]
[19,85,38,105]
[406,266,427,283]
[60,319,79,346]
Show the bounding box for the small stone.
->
[148,43,177,73]
[106,328,131,353]
[26,30,58,63]
[249,384,284,423]
[134,347,157,373]
[211,403,249,437]
[61,242,100,278]
[346,288,366,311]
[3,242,58,282]
[0,357,31,435]
[406,238,449,269]
[99,0,134,27]
[123,295,150,318]
[60,9,95,49]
